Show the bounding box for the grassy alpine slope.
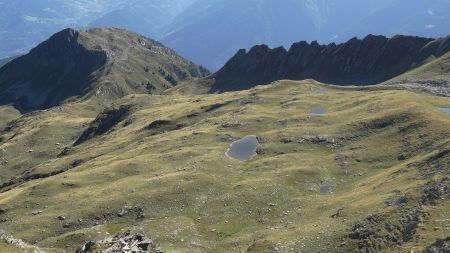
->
[0,80,449,252]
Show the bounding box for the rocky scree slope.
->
[206,34,450,93]
[0,27,209,111]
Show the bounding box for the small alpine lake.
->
[311,108,326,115]
[438,107,450,114]
[226,135,259,161]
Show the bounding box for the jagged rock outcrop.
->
[76,231,163,253]
[0,27,209,111]
[209,34,450,92]
[424,237,450,253]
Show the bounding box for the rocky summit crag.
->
[0,27,209,111]
[76,231,163,253]
[207,34,450,92]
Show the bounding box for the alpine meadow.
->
[0,1,449,252]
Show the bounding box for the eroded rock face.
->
[76,231,163,253]
[74,105,132,146]
[210,35,450,92]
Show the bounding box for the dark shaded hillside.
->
[0,29,107,111]
[209,34,450,92]
[0,27,209,111]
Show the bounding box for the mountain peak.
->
[0,28,209,111]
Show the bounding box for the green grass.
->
[0,80,448,252]
[390,52,450,81]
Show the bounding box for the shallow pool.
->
[226,135,259,161]
[438,107,450,114]
[320,183,332,194]
[311,108,326,115]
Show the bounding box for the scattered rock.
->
[117,206,145,220]
[57,215,66,221]
[118,206,131,217]
[221,122,242,128]
[397,154,407,161]
[31,210,43,215]
[423,236,450,253]
[62,181,76,187]
[385,195,408,206]
[300,134,340,148]
[330,208,345,219]
[0,230,45,253]
[57,147,72,157]
[421,180,450,206]
[76,231,163,253]
[76,241,96,253]
[384,79,450,97]
[349,207,421,252]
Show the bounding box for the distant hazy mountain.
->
[0,0,194,58]
[162,0,450,70]
[162,0,325,71]
[1,0,449,69]
[339,0,450,41]
[0,0,127,58]
[89,0,196,39]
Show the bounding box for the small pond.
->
[438,107,450,114]
[320,183,333,194]
[313,88,325,95]
[226,135,259,161]
[311,108,326,115]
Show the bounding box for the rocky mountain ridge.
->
[0,27,209,111]
[208,34,450,92]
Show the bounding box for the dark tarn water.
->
[320,183,332,194]
[438,108,450,114]
[311,108,326,115]
[226,135,259,161]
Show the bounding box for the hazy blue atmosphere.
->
[0,0,449,70]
